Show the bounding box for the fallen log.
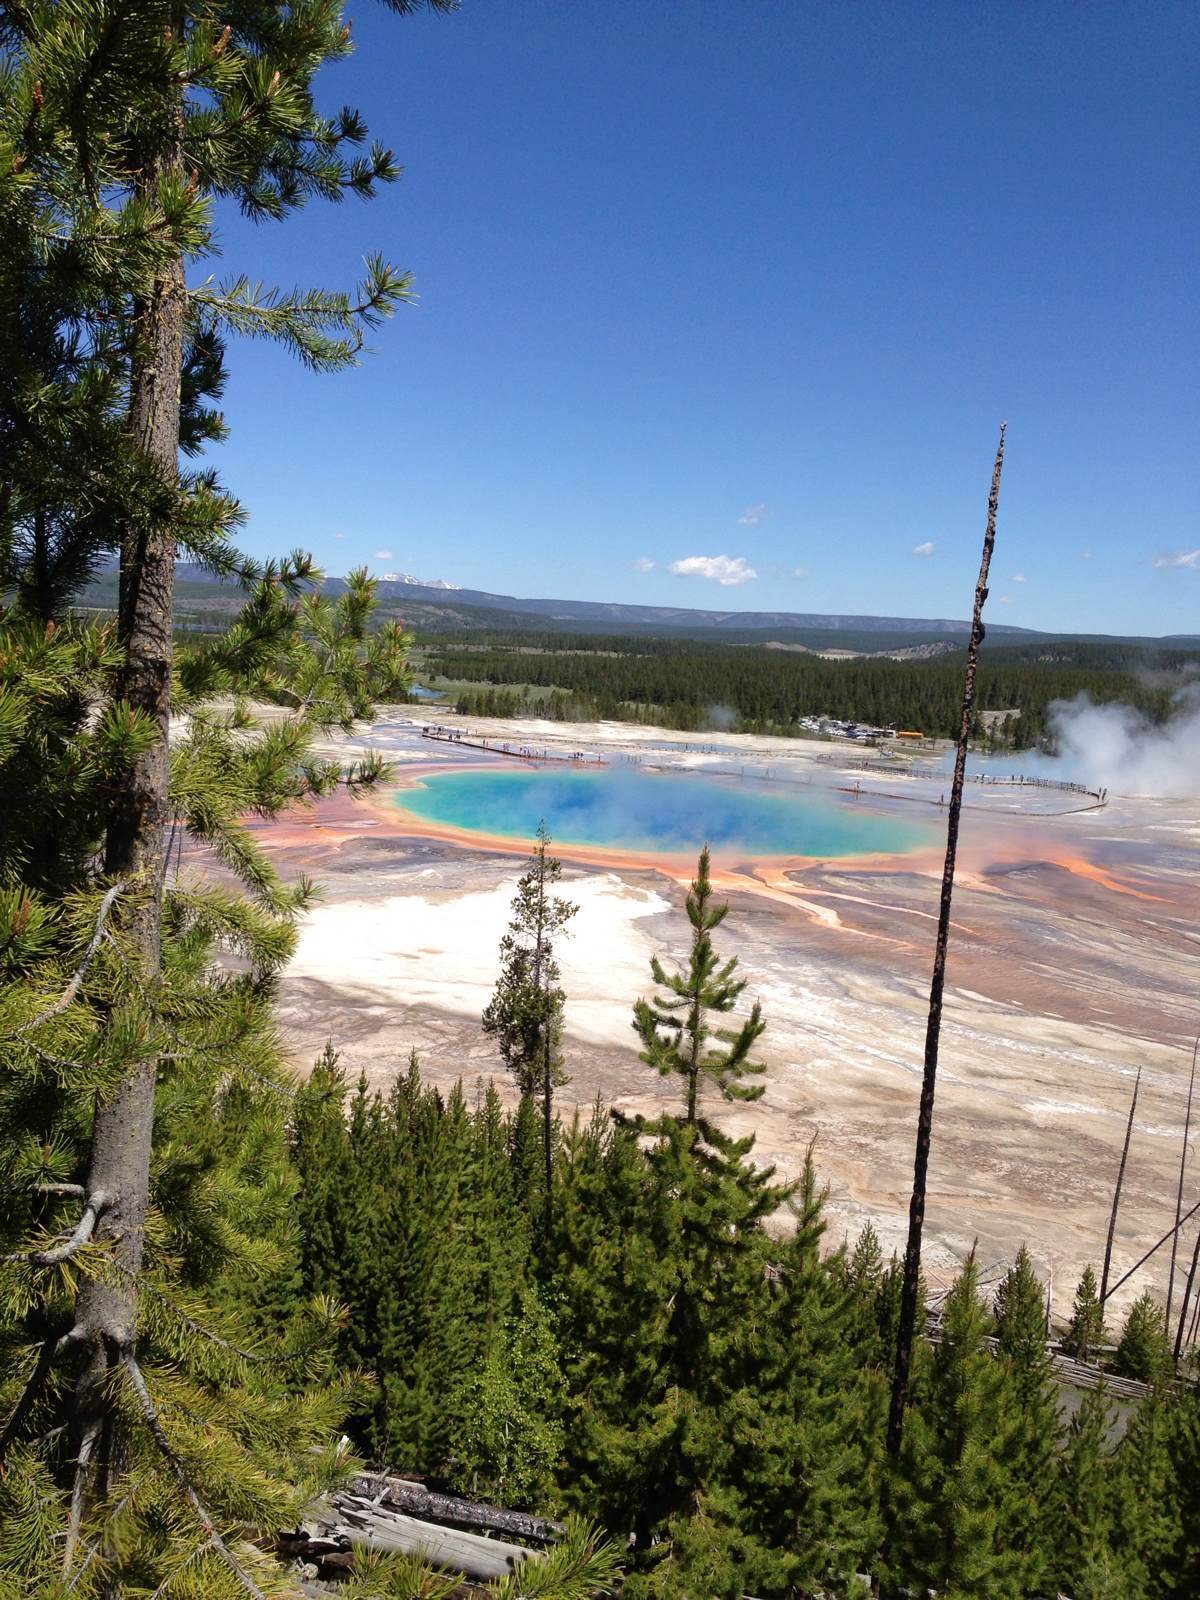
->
[348,1472,565,1545]
[300,1493,537,1582]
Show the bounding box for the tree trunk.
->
[71,134,186,1507]
[886,424,1005,1458]
[1167,1035,1199,1332]
[542,1017,553,1238]
[1099,1067,1140,1307]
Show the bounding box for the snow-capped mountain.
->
[378,572,460,591]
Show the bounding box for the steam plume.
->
[1046,687,1200,798]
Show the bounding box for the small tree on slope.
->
[632,844,765,1129]
[483,824,577,1236]
[1062,1264,1108,1363]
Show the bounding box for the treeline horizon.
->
[418,632,1190,744]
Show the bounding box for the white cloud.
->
[792,565,810,579]
[1081,550,1093,561]
[998,595,1012,604]
[334,532,346,541]
[632,556,656,572]
[668,554,757,587]
[373,549,394,560]
[912,540,936,557]
[1012,573,1027,583]
[738,503,768,527]
[1154,550,1200,570]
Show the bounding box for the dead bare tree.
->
[1177,1036,1200,1363]
[1099,1067,1141,1307]
[1101,1195,1200,1306]
[1166,1034,1199,1329]
[885,423,1006,1457]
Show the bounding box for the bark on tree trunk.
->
[70,145,186,1519]
[885,424,1005,1458]
[542,1018,554,1239]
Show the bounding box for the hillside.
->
[73,563,1200,652]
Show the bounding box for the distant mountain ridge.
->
[78,562,1197,646]
[359,575,1037,636]
[378,572,461,591]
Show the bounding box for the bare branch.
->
[124,1354,268,1600]
[0,1335,60,1463]
[63,1419,100,1576]
[1101,1194,1200,1305]
[3,1190,111,1267]
[12,882,126,1037]
[36,1182,86,1198]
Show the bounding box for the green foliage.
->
[884,1253,1053,1598]
[490,1518,620,1600]
[290,1054,548,1481]
[482,825,577,1100]
[421,633,1186,745]
[1049,1386,1126,1599]
[633,846,764,1125]
[446,1285,565,1507]
[1115,1292,1174,1385]
[1062,1263,1108,1363]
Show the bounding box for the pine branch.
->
[138,1277,331,1367]
[124,1353,269,1600]
[147,1536,218,1599]
[64,1472,152,1593]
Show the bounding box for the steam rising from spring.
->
[1046,686,1200,798]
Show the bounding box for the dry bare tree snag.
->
[70,117,188,1531]
[885,423,1006,1457]
[1167,1033,1199,1334]
[1099,1066,1141,1308]
[1101,1194,1200,1307]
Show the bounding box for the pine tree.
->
[1115,1292,1174,1385]
[1109,1390,1185,1596]
[1062,1264,1108,1363]
[552,862,793,1597]
[991,1245,1060,1593]
[1048,1386,1127,1600]
[632,845,764,1127]
[884,1253,1040,1598]
[732,1152,885,1595]
[483,824,577,1236]
[446,1281,565,1507]
[0,0,448,1569]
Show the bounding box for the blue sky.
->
[205,1,1199,635]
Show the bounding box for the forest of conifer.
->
[422,635,1189,745]
[1,0,1198,1595]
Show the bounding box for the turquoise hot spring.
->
[395,766,933,859]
